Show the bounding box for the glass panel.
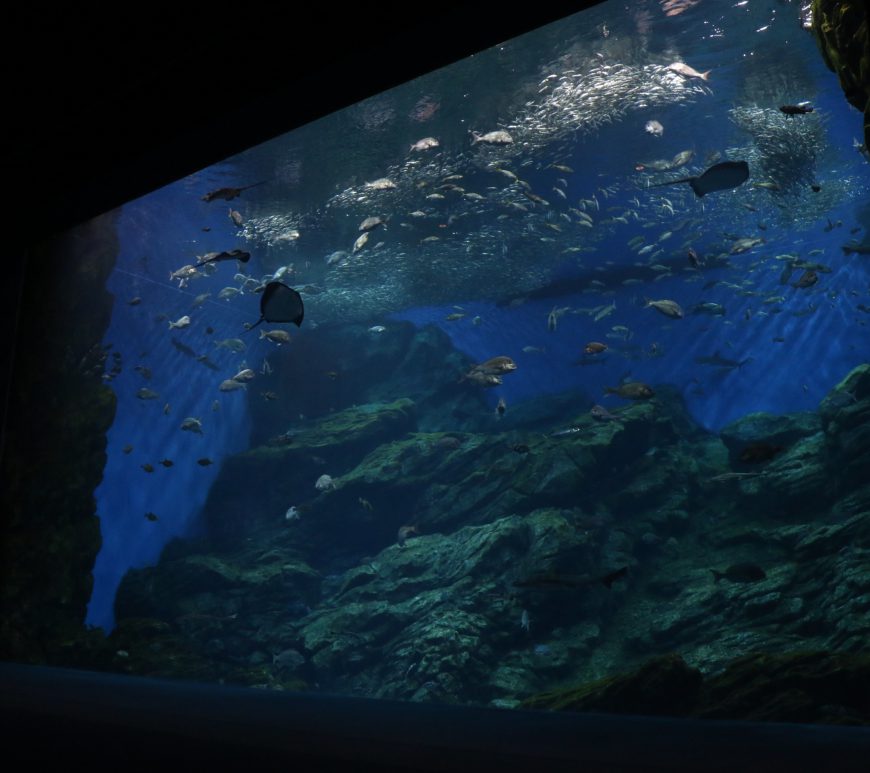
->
[4,0,870,725]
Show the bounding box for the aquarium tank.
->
[4,0,870,726]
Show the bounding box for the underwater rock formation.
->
[0,215,118,662]
[812,0,870,151]
[523,650,870,725]
[109,361,870,721]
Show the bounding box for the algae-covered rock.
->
[698,651,870,725]
[116,547,320,621]
[812,0,870,151]
[820,364,870,488]
[203,399,416,545]
[719,411,821,461]
[521,653,702,717]
[521,650,870,725]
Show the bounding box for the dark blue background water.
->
[86,1,870,631]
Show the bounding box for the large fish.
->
[649,161,749,197]
[246,282,304,331]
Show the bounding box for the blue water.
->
[86,0,870,631]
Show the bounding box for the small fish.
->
[730,237,764,254]
[229,209,244,227]
[667,61,711,81]
[196,249,250,266]
[197,458,213,466]
[471,130,513,145]
[214,338,247,354]
[520,610,530,632]
[694,351,751,369]
[779,103,813,116]
[261,391,279,401]
[122,444,133,454]
[590,404,619,422]
[842,242,870,256]
[232,368,256,382]
[644,298,683,319]
[711,563,766,583]
[159,459,173,468]
[353,232,370,253]
[522,346,545,354]
[511,444,530,454]
[144,512,159,521]
[192,293,211,308]
[315,474,336,492]
[136,387,159,400]
[464,371,502,388]
[180,417,203,435]
[133,365,152,379]
[219,379,246,392]
[141,464,155,473]
[127,297,142,306]
[260,330,291,344]
[547,308,558,331]
[549,426,582,438]
[792,270,818,289]
[168,315,191,330]
[469,356,517,376]
[496,397,506,417]
[202,181,265,202]
[365,178,397,190]
[584,342,607,355]
[445,312,466,321]
[644,120,664,137]
[410,137,440,152]
[691,302,726,316]
[605,382,655,400]
[285,506,300,522]
[368,325,387,334]
[397,525,419,547]
[359,216,387,232]
[358,497,374,511]
[163,403,171,415]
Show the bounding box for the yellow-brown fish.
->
[584,342,607,355]
[472,356,517,375]
[605,382,655,400]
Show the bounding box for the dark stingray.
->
[247,282,304,331]
[650,160,749,197]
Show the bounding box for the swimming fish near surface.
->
[201,181,266,202]
[196,249,250,266]
[649,161,749,197]
[666,62,710,81]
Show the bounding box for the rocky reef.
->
[107,355,870,722]
[812,0,870,151]
[0,215,119,663]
